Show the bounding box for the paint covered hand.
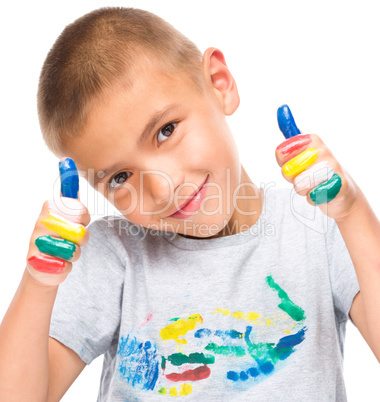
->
[274,105,358,221]
[26,158,90,287]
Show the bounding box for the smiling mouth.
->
[168,175,209,217]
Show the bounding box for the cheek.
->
[107,185,139,216]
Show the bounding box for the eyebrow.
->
[92,103,181,187]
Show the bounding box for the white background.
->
[1,0,379,400]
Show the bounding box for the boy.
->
[0,6,379,401]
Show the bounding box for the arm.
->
[0,269,86,401]
[336,188,380,363]
[0,158,90,400]
[275,105,380,362]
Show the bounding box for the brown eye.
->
[109,171,131,189]
[157,122,177,144]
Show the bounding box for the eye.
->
[157,122,177,145]
[108,171,132,190]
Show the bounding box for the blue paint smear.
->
[117,335,159,391]
[59,157,79,199]
[247,367,260,378]
[194,328,212,338]
[227,371,239,381]
[276,327,306,349]
[240,371,249,381]
[258,360,275,374]
[227,366,260,382]
[227,325,307,382]
[244,326,253,347]
[215,329,243,340]
[277,104,301,139]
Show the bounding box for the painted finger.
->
[308,174,343,205]
[46,198,91,226]
[276,134,312,164]
[39,157,88,244]
[27,254,67,274]
[277,104,301,139]
[293,161,335,195]
[59,157,79,199]
[35,235,79,261]
[39,211,87,244]
[282,148,319,179]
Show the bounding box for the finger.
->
[27,254,67,274]
[39,211,88,245]
[308,173,343,205]
[276,134,312,165]
[277,104,301,139]
[293,161,335,196]
[46,198,91,227]
[282,148,319,179]
[59,157,79,199]
[34,235,81,262]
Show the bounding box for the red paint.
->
[138,313,153,330]
[276,134,311,156]
[166,365,210,382]
[28,254,66,274]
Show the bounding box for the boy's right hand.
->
[26,158,90,287]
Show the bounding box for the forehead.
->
[65,64,204,184]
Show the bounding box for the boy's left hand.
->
[274,105,359,221]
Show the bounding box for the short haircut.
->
[37,7,204,156]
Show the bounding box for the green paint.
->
[161,356,166,369]
[266,275,306,321]
[247,342,275,361]
[158,387,167,395]
[309,173,342,205]
[167,352,215,366]
[169,317,180,321]
[35,235,76,260]
[205,343,246,357]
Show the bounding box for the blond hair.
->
[37,7,203,156]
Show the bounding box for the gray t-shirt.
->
[49,186,360,401]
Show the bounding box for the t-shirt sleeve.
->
[49,219,125,364]
[325,217,360,326]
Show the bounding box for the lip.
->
[168,175,209,219]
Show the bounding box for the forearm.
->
[0,268,58,401]
[335,188,380,360]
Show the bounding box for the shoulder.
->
[86,215,167,257]
[264,185,334,237]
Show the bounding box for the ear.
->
[202,47,240,115]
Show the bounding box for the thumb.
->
[59,157,79,199]
[277,104,301,139]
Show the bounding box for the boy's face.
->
[65,56,257,238]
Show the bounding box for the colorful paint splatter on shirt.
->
[116,275,307,397]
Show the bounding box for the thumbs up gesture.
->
[274,105,358,221]
[26,158,90,287]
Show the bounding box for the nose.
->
[141,169,182,206]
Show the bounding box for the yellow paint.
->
[179,383,193,396]
[213,308,230,315]
[246,312,261,322]
[266,318,274,326]
[282,148,319,178]
[232,311,245,319]
[160,314,203,344]
[40,211,86,243]
[170,387,178,396]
